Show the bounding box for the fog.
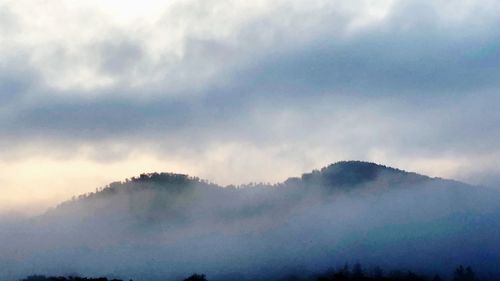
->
[0,163,499,281]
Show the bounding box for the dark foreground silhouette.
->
[18,264,488,281]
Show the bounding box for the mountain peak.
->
[299,161,428,189]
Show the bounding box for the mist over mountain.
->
[1,161,499,281]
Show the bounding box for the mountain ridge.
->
[47,160,474,220]
[4,161,500,281]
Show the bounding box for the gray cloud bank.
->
[1,0,500,186]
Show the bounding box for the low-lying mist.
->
[1,161,499,281]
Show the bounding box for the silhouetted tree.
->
[432,274,443,281]
[183,274,207,281]
[332,263,350,281]
[19,263,497,281]
[454,266,476,281]
[404,271,425,281]
[373,266,384,279]
[20,277,122,281]
[341,263,350,278]
[352,262,364,280]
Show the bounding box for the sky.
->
[0,0,499,214]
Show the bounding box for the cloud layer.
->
[1,0,500,212]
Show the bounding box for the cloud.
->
[1,0,500,211]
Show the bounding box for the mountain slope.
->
[42,161,439,227]
[50,161,443,212]
[1,161,499,281]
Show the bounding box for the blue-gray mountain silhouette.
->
[3,161,499,281]
[55,161,432,206]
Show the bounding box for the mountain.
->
[45,161,471,228]
[1,161,499,281]
[287,161,432,189]
[50,161,438,212]
[44,161,438,227]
